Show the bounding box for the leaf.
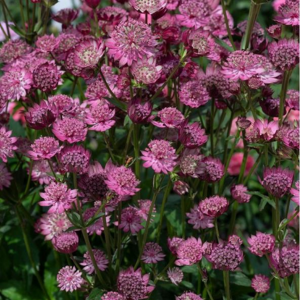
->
[230,272,251,287]
[44,270,58,300]
[8,25,27,38]
[66,212,83,227]
[180,281,195,290]
[247,191,276,210]
[214,38,234,52]
[85,213,105,227]
[181,265,198,276]
[87,288,104,300]
[104,97,127,111]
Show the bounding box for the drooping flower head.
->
[0,126,17,162]
[251,275,270,293]
[118,207,144,234]
[142,242,165,264]
[261,167,294,198]
[199,196,229,218]
[231,184,251,204]
[167,267,183,286]
[52,232,79,254]
[175,237,203,266]
[106,18,159,66]
[176,292,203,300]
[117,267,154,300]
[152,107,185,128]
[248,232,275,257]
[57,266,85,292]
[141,140,177,174]
[129,0,167,14]
[80,249,109,274]
[28,137,62,160]
[0,163,12,190]
[173,180,190,195]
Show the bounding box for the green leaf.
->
[247,191,276,210]
[85,213,105,227]
[180,281,195,290]
[230,272,251,287]
[104,97,127,111]
[66,212,83,227]
[87,288,104,300]
[44,270,58,300]
[8,25,26,38]
[214,38,234,52]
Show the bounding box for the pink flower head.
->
[80,249,109,274]
[131,57,162,85]
[36,34,59,53]
[25,101,56,130]
[58,145,90,174]
[105,165,140,196]
[53,33,81,61]
[228,153,255,176]
[48,94,74,114]
[39,181,77,213]
[231,184,251,204]
[199,196,229,218]
[142,242,165,264]
[0,126,17,162]
[251,275,270,293]
[180,153,203,178]
[248,232,275,257]
[196,157,224,183]
[283,127,299,150]
[118,207,144,234]
[173,180,190,196]
[188,29,215,57]
[290,181,299,205]
[86,101,116,132]
[274,0,299,26]
[152,107,185,128]
[52,117,87,143]
[129,0,167,14]
[39,212,72,240]
[52,8,79,28]
[186,205,214,229]
[179,80,210,108]
[32,60,63,92]
[205,237,243,271]
[261,167,294,198]
[0,39,32,64]
[83,207,111,235]
[270,244,299,277]
[102,292,125,300]
[0,68,32,101]
[117,267,154,300]
[286,90,299,110]
[106,18,159,66]
[128,98,153,124]
[175,237,203,266]
[268,39,299,71]
[141,140,177,174]
[167,267,183,285]
[57,266,85,292]
[31,160,55,185]
[28,137,62,160]
[176,292,203,300]
[137,199,156,221]
[52,232,79,254]
[73,38,105,68]
[168,237,184,255]
[0,163,12,190]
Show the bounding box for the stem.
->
[221,0,236,50]
[0,22,8,40]
[19,0,26,30]
[223,271,231,300]
[116,202,122,274]
[243,153,262,185]
[71,77,78,96]
[24,160,33,195]
[102,209,112,262]
[133,124,141,201]
[294,275,299,299]
[198,265,214,300]
[228,201,239,235]
[210,98,215,157]
[214,218,220,241]
[241,1,261,50]
[1,0,10,38]
[253,293,258,300]
[99,68,120,105]
[279,71,292,126]
[16,208,51,300]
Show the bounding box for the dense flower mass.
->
[247,232,275,257]
[175,237,203,266]
[251,275,270,293]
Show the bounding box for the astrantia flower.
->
[248,232,275,257]
[52,117,87,143]
[274,0,299,26]
[196,157,224,183]
[106,18,159,66]
[141,140,177,174]
[53,33,81,61]
[128,98,153,124]
[86,101,116,132]
[283,127,299,150]
[80,249,109,274]
[173,180,189,195]
[57,266,85,292]
[199,196,229,218]
[0,39,32,64]
[167,267,183,285]
[142,242,165,264]
[168,237,184,255]
[206,237,243,271]
[36,34,59,53]
[105,165,140,196]
[186,206,214,229]
[286,90,299,110]
[102,292,125,300]
[176,292,203,300]
[270,244,299,277]
[231,184,251,204]
[290,181,299,205]
[58,145,90,174]
[0,69,32,101]
[251,275,270,293]
[261,167,294,198]
[52,232,79,254]
[48,94,74,114]
[188,29,215,57]
[175,237,203,266]
[137,199,156,221]
[152,107,184,128]
[180,153,203,178]
[129,0,167,14]
[246,119,279,143]
[118,207,144,234]
[39,181,77,213]
[179,80,210,108]
[73,38,105,68]
[52,8,79,28]
[25,101,56,130]
[131,57,162,85]
[0,126,17,162]
[83,207,111,235]
[32,60,63,92]
[0,163,12,190]
[117,267,154,300]
[268,39,299,71]
[28,137,62,160]
[39,212,72,240]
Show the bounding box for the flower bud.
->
[267,25,281,39]
[236,117,252,130]
[85,0,101,9]
[52,232,79,254]
[173,180,189,195]
[128,98,153,124]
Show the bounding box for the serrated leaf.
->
[87,288,103,300]
[230,272,251,287]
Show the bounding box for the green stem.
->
[253,293,258,300]
[294,275,299,299]
[210,98,215,157]
[243,153,262,185]
[116,202,122,274]
[279,71,292,126]
[102,208,112,262]
[99,68,120,105]
[19,0,26,30]
[221,0,236,50]
[24,160,33,195]
[198,265,214,300]
[0,22,8,40]
[214,218,220,242]
[71,77,78,96]
[223,271,231,300]
[228,202,239,235]
[133,124,141,201]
